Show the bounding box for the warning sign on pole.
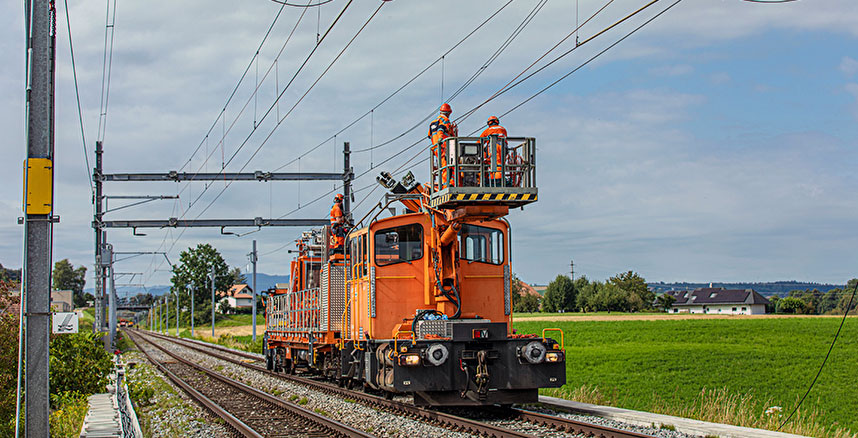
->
[52,312,79,334]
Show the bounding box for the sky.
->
[2,0,857,288]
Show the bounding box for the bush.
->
[0,282,19,437]
[49,332,113,396]
[49,391,88,438]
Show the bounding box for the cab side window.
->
[374,224,423,266]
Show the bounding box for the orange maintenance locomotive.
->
[264,135,566,406]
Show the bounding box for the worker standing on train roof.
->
[330,194,345,253]
[480,116,508,187]
[428,103,456,187]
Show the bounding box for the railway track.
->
[135,330,656,438]
[126,330,372,438]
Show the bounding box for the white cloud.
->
[1,1,857,285]
[840,56,858,76]
[649,64,694,77]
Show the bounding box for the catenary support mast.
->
[22,0,54,434]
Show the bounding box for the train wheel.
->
[384,391,394,400]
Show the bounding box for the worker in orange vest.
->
[330,194,345,253]
[428,103,456,187]
[480,116,508,187]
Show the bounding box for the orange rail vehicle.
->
[265,135,565,406]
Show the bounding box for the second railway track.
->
[134,329,656,438]
[126,330,373,438]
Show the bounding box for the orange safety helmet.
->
[334,193,344,203]
[487,116,499,126]
[440,103,452,114]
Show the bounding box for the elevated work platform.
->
[429,136,537,210]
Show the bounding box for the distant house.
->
[219,284,254,312]
[51,290,74,312]
[517,282,542,298]
[665,287,769,315]
[531,284,548,295]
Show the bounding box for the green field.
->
[513,317,857,436]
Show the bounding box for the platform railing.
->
[429,136,536,193]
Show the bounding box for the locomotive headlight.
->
[398,354,421,367]
[521,341,547,364]
[545,351,564,363]
[425,343,449,366]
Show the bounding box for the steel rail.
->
[127,331,263,438]
[142,330,656,438]
[127,330,372,438]
[141,331,533,438]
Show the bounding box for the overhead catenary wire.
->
[179,0,356,217]
[146,0,371,281]
[352,0,683,222]
[270,0,515,169]
[62,0,93,193]
[778,281,856,430]
[191,0,381,220]
[269,0,334,6]
[149,0,679,277]
[176,1,288,174]
[95,0,117,143]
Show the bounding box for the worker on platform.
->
[480,116,508,187]
[330,194,346,253]
[428,103,456,187]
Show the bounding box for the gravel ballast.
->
[143,333,704,438]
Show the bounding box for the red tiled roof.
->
[517,281,542,298]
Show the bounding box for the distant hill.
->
[0,263,21,283]
[86,273,290,297]
[648,281,845,297]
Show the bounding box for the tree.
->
[542,275,576,313]
[777,296,810,314]
[608,271,652,310]
[656,293,676,311]
[171,244,232,313]
[511,275,542,313]
[53,259,88,307]
[229,267,247,285]
[766,295,780,314]
[517,293,541,313]
[576,278,599,312]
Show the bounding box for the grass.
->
[513,317,858,437]
[512,311,663,319]
[49,392,89,438]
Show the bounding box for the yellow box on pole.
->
[23,158,53,215]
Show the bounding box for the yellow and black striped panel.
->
[430,192,537,208]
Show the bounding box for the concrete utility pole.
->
[211,265,215,338]
[189,284,194,337]
[21,0,54,434]
[250,240,257,342]
[175,289,179,336]
[570,260,574,281]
